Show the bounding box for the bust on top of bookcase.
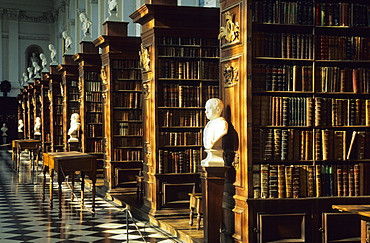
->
[130,2,220,215]
[219,0,370,242]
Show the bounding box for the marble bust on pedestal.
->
[68,113,81,142]
[201,98,228,167]
[34,117,41,136]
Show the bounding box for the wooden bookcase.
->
[57,55,79,151]
[219,0,370,242]
[47,65,64,152]
[25,84,34,139]
[130,4,220,215]
[32,79,41,139]
[38,74,51,152]
[93,21,143,193]
[73,41,104,178]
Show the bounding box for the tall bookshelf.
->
[130,4,220,215]
[26,84,34,139]
[73,41,104,178]
[38,74,51,152]
[93,21,143,194]
[219,0,370,242]
[47,65,64,152]
[32,79,41,138]
[57,55,79,151]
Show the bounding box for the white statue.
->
[39,53,48,72]
[62,31,73,53]
[21,72,28,86]
[1,123,8,136]
[49,44,58,65]
[68,113,81,142]
[107,0,119,20]
[32,61,41,78]
[34,117,41,135]
[79,12,92,40]
[27,67,34,81]
[201,98,228,167]
[18,119,24,133]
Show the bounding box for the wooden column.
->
[201,166,228,243]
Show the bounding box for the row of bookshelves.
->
[158,46,219,58]
[85,140,104,153]
[87,113,102,123]
[84,72,100,82]
[85,80,101,92]
[112,60,140,69]
[317,35,370,61]
[315,98,369,126]
[87,124,103,137]
[158,149,201,174]
[113,148,142,161]
[160,109,204,127]
[112,69,141,80]
[253,96,312,126]
[86,102,103,112]
[114,80,141,91]
[253,163,367,199]
[252,128,370,162]
[159,131,202,146]
[113,110,142,121]
[315,3,370,27]
[116,122,142,136]
[253,32,313,59]
[317,66,370,93]
[85,92,102,102]
[252,0,314,25]
[157,37,218,47]
[252,64,312,92]
[112,93,142,108]
[158,59,219,80]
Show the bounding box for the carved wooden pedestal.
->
[201,166,228,243]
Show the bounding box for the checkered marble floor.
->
[0,149,184,243]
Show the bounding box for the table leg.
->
[58,172,62,217]
[49,169,54,209]
[80,172,85,207]
[42,165,47,201]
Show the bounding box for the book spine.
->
[278,165,285,198]
[260,164,269,198]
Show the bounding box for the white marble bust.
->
[68,113,81,142]
[1,123,8,136]
[49,44,58,65]
[201,98,228,167]
[62,31,73,53]
[79,12,92,40]
[34,117,41,135]
[107,0,119,21]
[39,53,48,72]
[32,61,41,78]
[18,119,24,133]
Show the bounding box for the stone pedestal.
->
[68,142,80,151]
[201,166,228,243]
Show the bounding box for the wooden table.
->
[333,204,370,243]
[12,139,41,171]
[42,152,97,217]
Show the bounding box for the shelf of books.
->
[220,0,370,242]
[57,55,79,151]
[130,4,220,215]
[47,65,64,152]
[93,21,143,194]
[73,42,104,178]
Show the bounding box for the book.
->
[253,164,261,198]
[260,164,269,198]
[285,165,293,198]
[269,165,278,198]
[277,165,285,198]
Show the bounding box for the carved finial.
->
[218,11,240,43]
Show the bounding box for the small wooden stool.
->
[189,192,202,229]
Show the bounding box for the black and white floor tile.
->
[0,149,183,243]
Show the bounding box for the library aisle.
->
[0,147,183,243]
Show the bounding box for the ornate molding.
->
[144,142,151,158]
[223,63,238,87]
[19,35,50,41]
[143,82,150,100]
[7,9,20,21]
[139,43,150,72]
[19,11,56,23]
[218,11,240,43]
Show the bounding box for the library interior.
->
[1,0,370,242]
